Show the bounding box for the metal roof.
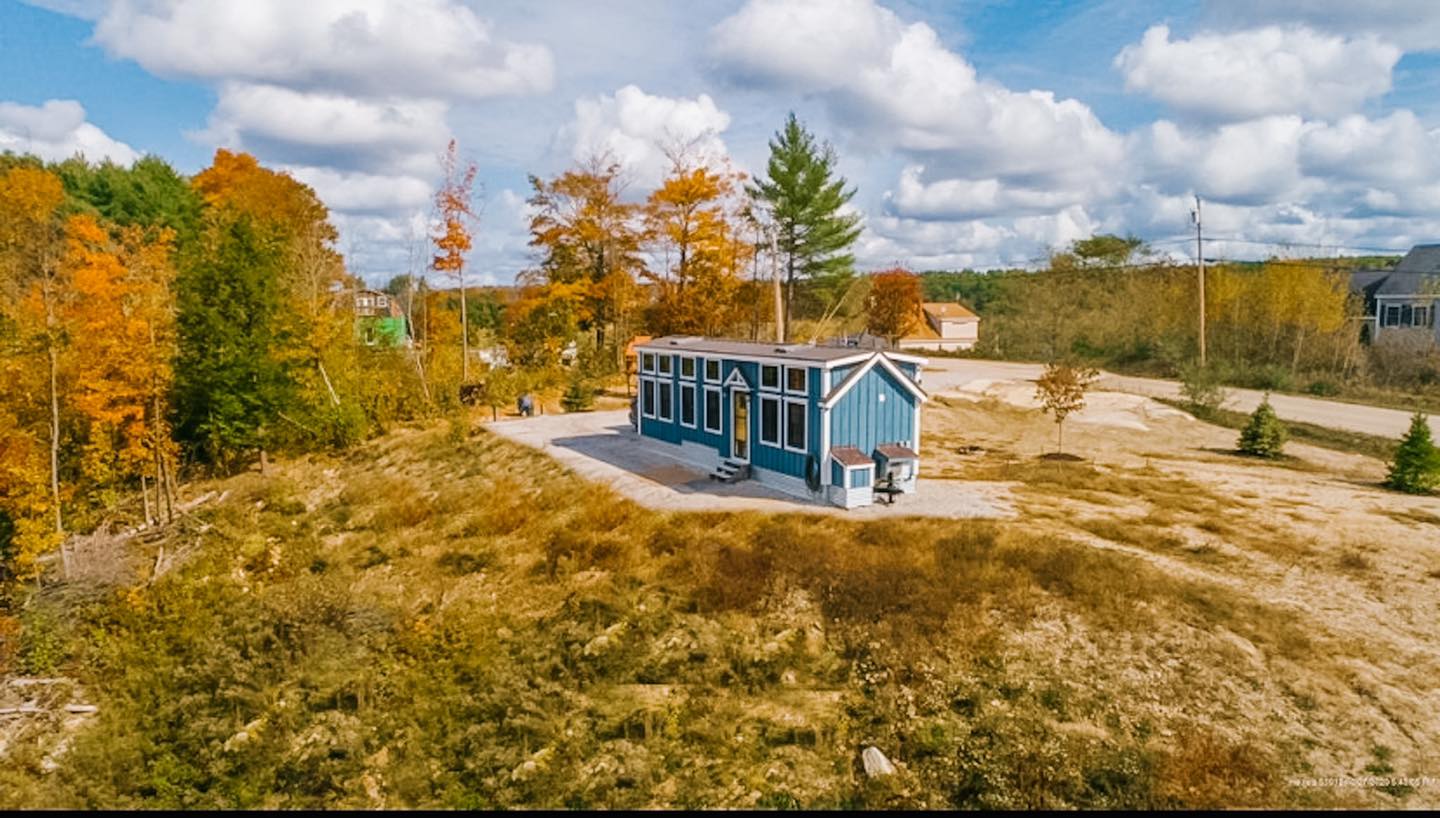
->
[1375,271,1440,297]
[830,446,873,467]
[637,335,876,363]
[874,443,919,461]
[921,302,978,320]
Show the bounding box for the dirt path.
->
[922,358,1437,439]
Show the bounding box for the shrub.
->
[1303,379,1340,397]
[1178,362,1229,414]
[1385,413,1440,494]
[1237,396,1287,458]
[561,372,594,413]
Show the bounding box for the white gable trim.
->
[820,353,928,409]
[723,368,751,391]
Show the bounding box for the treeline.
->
[0,112,872,582]
[920,236,1407,395]
[0,150,448,581]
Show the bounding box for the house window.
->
[849,468,871,489]
[658,355,673,376]
[1417,306,1433,327]
[703,387,722,433]
[1401,304,1414,327]
[658,379,673,421]
[641,378,656,418]
[680,383,697,428]
[760,365,780,390]
[784,399,807,452]
[785,366,808,394]
[1384,305,1402,327]
[377,294,388,307]
[680,356,696,379]
[641,352,656,373]
[759,395,780,446]
[704,359,721,382]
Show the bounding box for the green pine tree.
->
[561,371,594,413]
[1237,395,1288,458]
[748,113,862,340]
[172,216,294,470]
[1386,413,1440,494]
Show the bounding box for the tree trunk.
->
[459,270,470,382]
[318,359,340,406]
[45,293,63,538]
[141,473,154,527]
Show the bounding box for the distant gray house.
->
[1352,244,1440,343]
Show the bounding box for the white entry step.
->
[710,460,752,483]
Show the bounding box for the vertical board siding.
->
[828,365,917,456]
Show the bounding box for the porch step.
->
[710,460,751,483]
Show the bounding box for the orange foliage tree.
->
[865,267,922,346]
[432,140,479,381]
[527,158,644,365]
[644,160,752,336]
[0,166,67,572]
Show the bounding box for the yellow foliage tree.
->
[644,160,752,336]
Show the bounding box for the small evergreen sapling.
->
[1237,395,1287,458]
[1385,413,1440,494]
[561,372,594,413]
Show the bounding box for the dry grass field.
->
[2,393,1436,808]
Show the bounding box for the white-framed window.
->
[704,359,721,382]
[641,352,656,373]
[1417,306,1433,327]
[783,398,807,453]
[703,386,722,433]
[760,364,780,391]
[658,355,673,376]
[784,366,808,394]
[1384,305,1402,327]
[680,356,696,379]
[657,378,673,421]
[680,383,697,428]
[641,378,656,418]
[377,294,388,307]
[849,468,871,489]
[758,395,781,446]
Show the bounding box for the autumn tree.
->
[644,159,752,336]
[749,113,862,340]
[865,267,922,346]
[0,166,67,575]
[432,140,479,382]
[1035,362,1099,455]
[527,158,644,366]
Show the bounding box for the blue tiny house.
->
[633,336,928,508]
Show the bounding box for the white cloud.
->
[888,166,1091,220]
[0,99,138,164]
[91,0,554,99]
[567,85,732,189]
[1116,25,1400,122]
[712,0,1122,189]
[202,83,450,176]
[1134,116,1310,204]
[281,165,434,215]
[1204,1,1440,52]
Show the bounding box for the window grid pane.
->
[680,384,696,426]
[704,389,721,432]
[760,397,779,445]
[785,401,806,450]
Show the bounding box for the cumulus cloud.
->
[712,0,1123,230]
[91,0,554,99]
[1116,25,1400,122]
[1204,0,1440,52]
[567,85,732,189]
[0,99,138,164]
[201,83,450,176]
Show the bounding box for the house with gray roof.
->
[1352,244,1440,343]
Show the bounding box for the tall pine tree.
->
[749,113,862,341]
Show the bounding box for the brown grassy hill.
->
[1,407,1433,808]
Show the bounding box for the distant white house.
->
[898,302,980,351]
[1352,245,1440,343]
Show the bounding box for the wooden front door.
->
[732,391,749,462]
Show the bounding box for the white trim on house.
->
[782,396,808,454]
[783,365,809,395]
[679,355,697,379]
[759,364,781,391]
[723,368,751,391]
[633,343,928,372]
[819,353,929,410]
[702,385,722,433]
[640,377,657,419]
[758,393,781,447]
[679,382,698,429]
[818,368,832,485]
[703,358,721,382]
[656,377,674,422]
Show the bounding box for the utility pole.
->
[1192,194,1206,367]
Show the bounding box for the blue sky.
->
[6,0,1440,284]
